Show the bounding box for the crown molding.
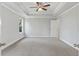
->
[1,3,26,18]
[53,2,66,14]
[58,3,79,17]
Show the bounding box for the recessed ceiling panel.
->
[1,2,78,17]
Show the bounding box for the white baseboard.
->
[60,39,79,51]
[1,37,25,50]
[1,37,57,50]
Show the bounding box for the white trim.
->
[53,2,66,14]
[0,38,23,56]
[1,37,25,50]
[60,39,79,51]
[1,3,25,18]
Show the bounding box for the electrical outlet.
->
[74,44,77,47]
[74,44,79,48]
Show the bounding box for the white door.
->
[50,20,59,38]
[0,13,1,56]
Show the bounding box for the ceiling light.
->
[38,8,43,11]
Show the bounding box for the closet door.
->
[77,4,79,55]
[50,20,59,38]
[0,5,1,56]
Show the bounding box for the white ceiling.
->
[0,2,78,18]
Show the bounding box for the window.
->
[19,17,23,33]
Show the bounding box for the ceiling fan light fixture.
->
[38,8,43,11]
[30,2,50,12]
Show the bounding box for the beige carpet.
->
[2,37,78,56]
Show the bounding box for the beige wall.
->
[0,5,25,47]
[58,3,79,49]
[25,18,59,38]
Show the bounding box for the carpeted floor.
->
[2,37,78,56]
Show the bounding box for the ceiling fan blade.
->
[36,2,40,6]
[42,8,47,11]
[36,2,43,6]
[30,7,37,8]
[43,4,50,7]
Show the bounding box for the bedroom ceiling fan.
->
[30,2,50,12]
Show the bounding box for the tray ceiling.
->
[0,2,78,18]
